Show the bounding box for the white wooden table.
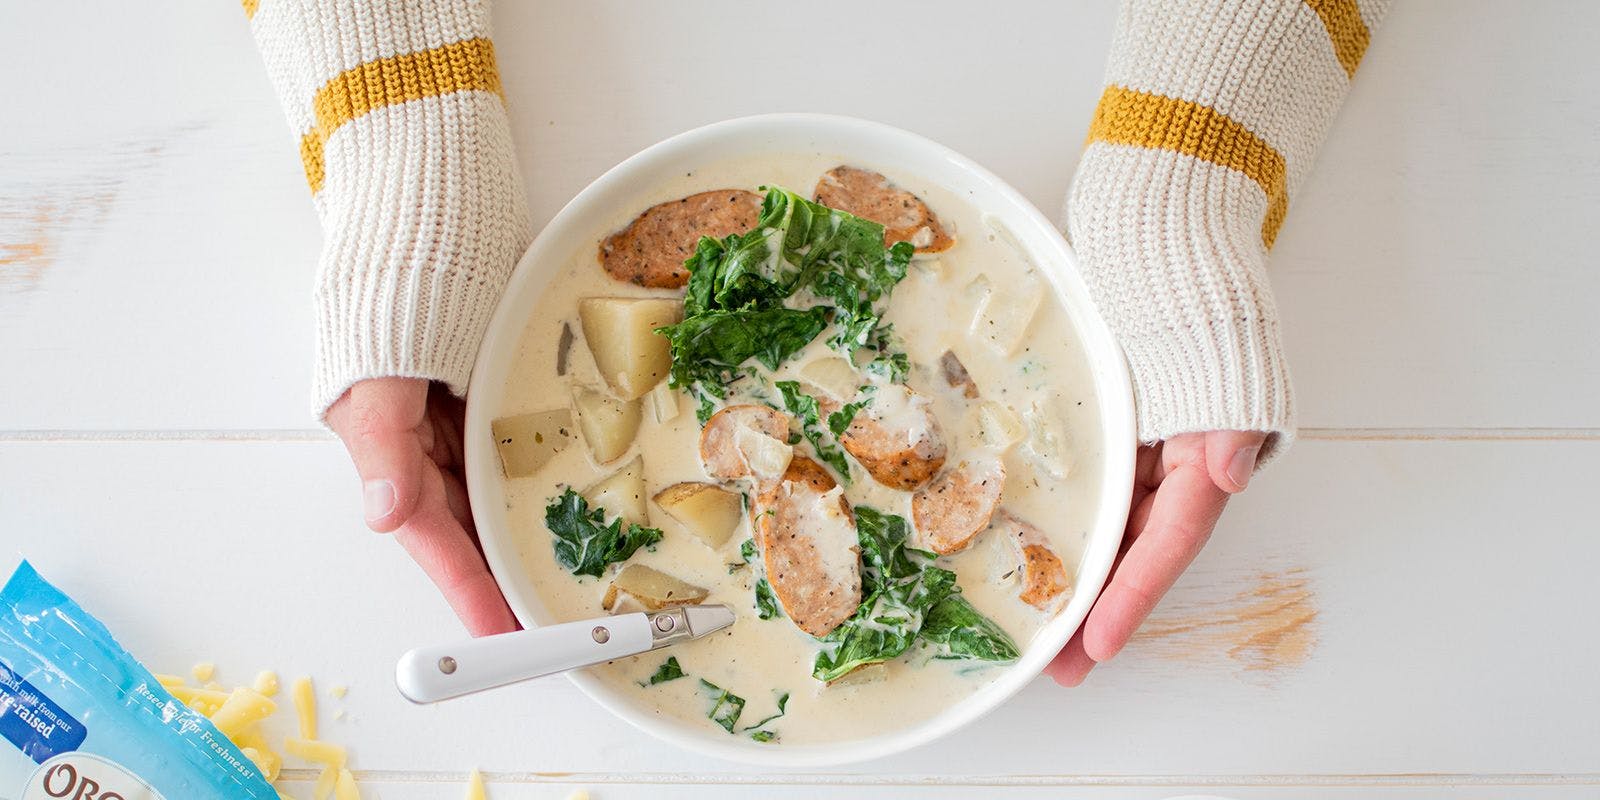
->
[3,2,1598,797]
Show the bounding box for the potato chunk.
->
[579,297,683,400]
[492,409,576,478]
[647,380,681,423]
[583,456,648,527]
[972,400,1026,451]
[798,356,861,402]
[966,273,1042,356]
[571,384,642,464]
[602,564,709,611]
[1022,396,1074,479]
[654,481,743,549]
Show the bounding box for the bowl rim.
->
[465,112,1135,767]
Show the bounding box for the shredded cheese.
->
[167,685,230,706]
[161,664,364,798]
[284,736,347,768]
[236,730,281,782]
[329,684,348,700]
[334,768,360,800]
[210,687,277,738]
[254,670,280,696]
[313,766,338,800]
[464,768,487,800]
[292,676,318,739]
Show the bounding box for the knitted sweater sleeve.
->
[1066,0,1387,463]
[244,0,532,417]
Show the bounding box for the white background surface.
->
[2,1,1597,798]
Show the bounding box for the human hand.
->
[1044,430,1267,686]
[325,377,519,637]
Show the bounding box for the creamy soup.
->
[494,153,1103,745]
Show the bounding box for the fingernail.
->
[1227,445,1261,491]
[364,479,396,521]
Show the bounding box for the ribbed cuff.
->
[1067,142,1296,465]
[309,87,531,418]
[312,237,513,416]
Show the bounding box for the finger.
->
[1125,486,1158,545]
[439,466,476,537]
[392,470,519,636]
[1134,442,1164,490]
[1205,430,1268,494]
[1082,462,1229,663]
[326,378,430,533]
[1044,628,1096,687]
[426,385,468,469]
[1159,431,1207,476]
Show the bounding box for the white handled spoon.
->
[395,604,736,703]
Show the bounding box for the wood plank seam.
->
[271,769,1600,786]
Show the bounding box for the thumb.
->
[1204,430,1268,494]
[326,377,431,533]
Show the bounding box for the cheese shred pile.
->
[157,663,570,799]
[155,667,371,800]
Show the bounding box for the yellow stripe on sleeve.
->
[1086,85,1289,249]
[297,37,504,194]
[1303,0,1372,79]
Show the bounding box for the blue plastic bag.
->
[0,561,278,799]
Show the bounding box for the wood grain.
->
[0,136,171,293]
[272,775,1600,799]
[1131,566,1319,680]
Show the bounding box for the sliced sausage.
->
[939,350,979,399]
[813,166,954,253]
[698,405,793,481]
[912,457,1005,555]
[753,457,862,637]
[599,189,762,288]
[829,385,946,491]
[991,510,1072,610]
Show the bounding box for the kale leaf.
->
[743,691,790,730]
[920,595,1020,662]
[639,656,686,686]
[656,188,913,405]
[662,306,831,396]
[754,578,782,620]
[698,679,746,733]
[812,507,1016,681]
[826,393,873,437]
[775,380,852,480]
[543,488,663,578]
[812,507,955,682]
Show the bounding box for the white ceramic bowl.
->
[465,114,1135,766]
